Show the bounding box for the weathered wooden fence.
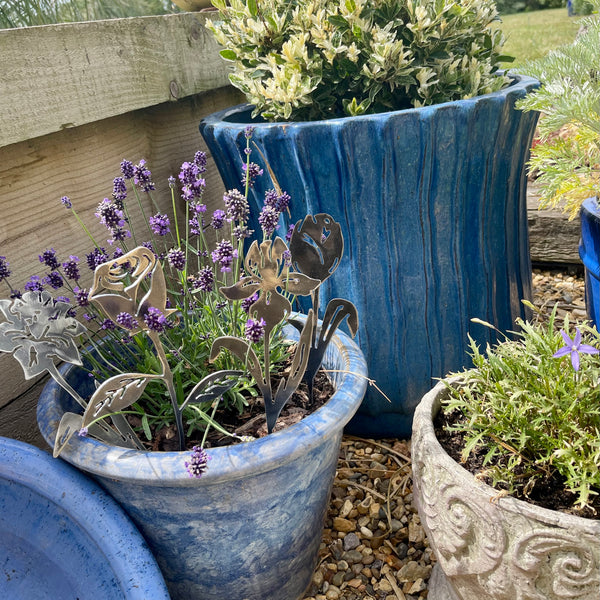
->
[0,12,579,447]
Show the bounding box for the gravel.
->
[302,266,587,600]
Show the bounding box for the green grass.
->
[495,8,587,67]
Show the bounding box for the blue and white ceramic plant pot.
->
[579,197,600,328]
[36,321,367,600]
[0,435,169,600]
[200,74,540,439]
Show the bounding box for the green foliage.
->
[495,0,564,15]
[573,0,595,14]
[516,7,600,218]
[207,0,511,121]
[443,310,600,509]
[0,0,173,29]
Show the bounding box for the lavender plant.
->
[0,132,358,470]
[442,307,600,510]
[207,0,512,121]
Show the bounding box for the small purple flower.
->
[74,286,89,307]
[244,126,255,139]
[215,301,228,311]
[264,189,279,208]
[120,160,135,179]
[168,176,176,189]
[285,223,295,242]
[258,204,280,237]
[61,196,72,209]
[116,312,139,330]
[96,198,126,229]
[144,307,167,332]
[39,248,60,270]
[193,151,207,172]
[211,209,226,230]
[24,276,43,292]
[245,318,267,343]
[185,445,210,478]
[112,177,127,203]
[78,427,89,437]
[194,266,214,292]
[553,328,600,371]
[62,256,80,281]
[189,214,204,236]
[149,213,171,236]
[233,224,253,241]
[241,292,259,313]
[10,289,22,299]
[275,191,291,212]
[179,161,200,186]
[223,189,249,223]
[133,159,155,192]
[0,256,11,282]
[43,271,64,290]
[86,247,109,271]
[211,240,238,273]
[282,249,292,267]
[167,248,186,271]
[241,162,263,187]
[100,319,116,330]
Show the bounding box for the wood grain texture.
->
[0,12,230,148]
[0,86,243,438]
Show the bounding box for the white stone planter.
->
[411,380,600,600]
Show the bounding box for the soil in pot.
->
[434,407,600,519]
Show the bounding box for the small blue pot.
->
[579,197,600,327]
[199,74,540,438]
[37,322,367,600]
[0,436,169,600]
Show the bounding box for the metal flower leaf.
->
[89,246,176,331]
[82,372,163,428]
[53,412,84,458]
[289,213,344,282]
[0,291,85,379]
[210,338,266,388]
[181,370,244,411]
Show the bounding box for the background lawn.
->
[496,7,587,67]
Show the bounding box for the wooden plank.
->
[527,182,582,265]
[0,12,231,148]
[0,86,243,436]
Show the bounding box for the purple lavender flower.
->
[241,162,263,187]
[179,161,200,186]
[216,301,227,311]
[120,160,135,179]
[285,223,295,242]
[61,196,72,209]
[143,307,167,332]
[0,256,11,282]
[194,266,214,292]
[100,319,116,330]
[112,248,124,259]
[149,213,170,236]
[189,214,204,236]
[43,271,64,290]
[86,247,109,270]
[282,249,292,267]
[24,276,43,292]
[185,445,210,478]
[264,189,279,208]
[244,126,255,139]
[241,292,259,313]
[553,328,600,371]
[211,209,226,230]
[96,198,126,229]
[62,256,80,281]
[10,289,22,299]
[39,248,60,270]
[133,159,155,192]
[116,312,139,330]
[223,189,249,223]
[245,318,267,343]
[112,177,127,203]
[168,176,176,189]
[193,151,207,172]
[74,286,89,307]
[167,248,186,271]
[258,205,280,237]
[276,191,291,212]
[233,224,253,241]
[78,427,89,437]
[211,240,238,273]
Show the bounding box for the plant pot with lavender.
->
[200,0,540,438]
[411,310,600,600]
[0,144,367,600]
[516,6,600,327]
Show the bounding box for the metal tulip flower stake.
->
[0,214,357,460]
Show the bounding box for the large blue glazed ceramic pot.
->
[579,197,600,327]
[37,322,367,600]
[0,436,169,600]
[199,74,540,438]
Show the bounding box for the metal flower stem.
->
[45,362,88,410]
[148,329,185,451]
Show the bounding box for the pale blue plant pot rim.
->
[0,435,170,599]
[37,318,368,486]
[201,72,537,128]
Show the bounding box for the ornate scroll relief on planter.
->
[411,384,600,600]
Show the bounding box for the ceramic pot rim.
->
[199,74,539,130]
[0,436,169,598]
[414,378,600,533]
[37,319,368,486]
